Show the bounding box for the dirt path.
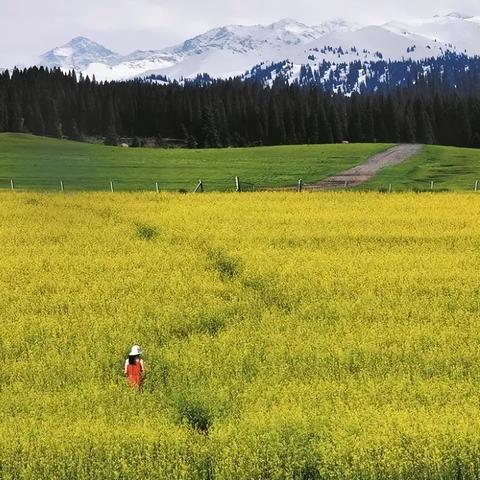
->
[308,144,422,190]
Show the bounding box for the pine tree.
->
[104,97,118,146]
[402,105,416,143]
[70,120,84,142]
[131,137,141,148]
[330,109,343,143]
[318,103,333,143]
[348,95,363,142]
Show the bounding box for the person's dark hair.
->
[128,355,140,365]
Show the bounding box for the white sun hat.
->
[129,345,142,356]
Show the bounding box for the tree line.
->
[0,66,479,148]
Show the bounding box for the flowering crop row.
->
[1,191,480,479]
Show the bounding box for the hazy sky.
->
[0,0,479,66]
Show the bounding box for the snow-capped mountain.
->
[383,12,480,55]
[144,18,355,79]
[36,12,480,83]
[37,18,356,80]
[40,37,122,71]
[240,12,480,93]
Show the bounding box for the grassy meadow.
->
[2,191,480,479]
[362,144,480,191]
[0,133,389,191]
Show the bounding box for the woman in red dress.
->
[124,345,145,389]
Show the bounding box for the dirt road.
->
[309,144,422,189]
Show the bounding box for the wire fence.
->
[0,177,238,193]
[1,176,480,193]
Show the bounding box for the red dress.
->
[126,359,144,388]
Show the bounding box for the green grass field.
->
[363,145,480,191]
[3,134,480,192]
[0,133,389,192]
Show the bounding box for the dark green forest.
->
[0,66,478,148]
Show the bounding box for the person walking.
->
[124,345,145,389]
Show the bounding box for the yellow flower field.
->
[1,191,480,479]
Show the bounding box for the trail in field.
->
[310,144,422,189]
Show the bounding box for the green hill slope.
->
[0,133,389,191]
[363,145,480,191]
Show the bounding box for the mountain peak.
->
[435,11,473,20]
[270,18,305,27]
[40,37,120,71]
[65,36,115,50]
[268,18,313,33]
[42,36,118,56]
[69,36,96,44]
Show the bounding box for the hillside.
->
[0,133,389,191]
[362,145,480,191]
[2,134,480,192]
[1,191,480,478]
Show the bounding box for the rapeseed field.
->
[1,191,480,479]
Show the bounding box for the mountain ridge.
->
[35,12,480,84]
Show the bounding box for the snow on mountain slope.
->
[142,22,305,79]
[246,24,455,91]
[36,13,480,82]
[82,53,181,82]
[292,25,453,66]
[384,13,480,55]
[167,20,319,55]
[40,37,182,81]
[145,49,266,80]
[40,37,122,71]
[167,18,352,55]
[38,19,355,80]
[141,19,353,79]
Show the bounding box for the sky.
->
[0,0,479,66]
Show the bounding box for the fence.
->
[0,177,237,193]
[1,176,480,193]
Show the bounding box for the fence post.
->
[389,183,392,193]
[430,181,434,191]
[235,176,241,192]
[155,182,160,193]
[344,180,349,189]
[297,179,303,193]
[194,180,203,193]
[10,179,14,191]
[475,180,479,192]
[60,180,64,192]
[110,180,115,193]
